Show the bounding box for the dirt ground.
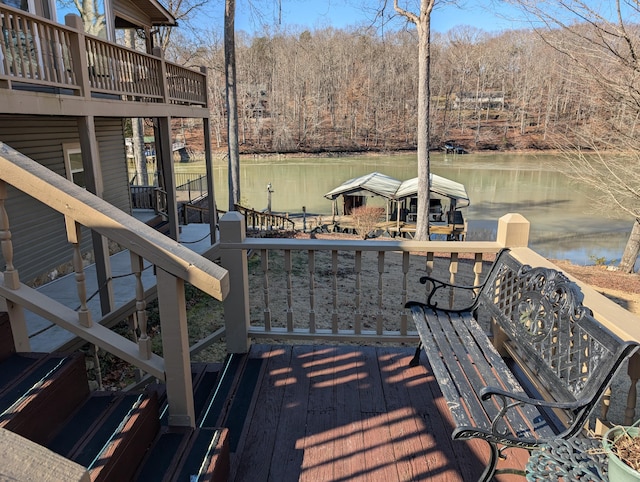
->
[550,259,640,315]
[285,231,640,316]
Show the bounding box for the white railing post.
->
[496,213,530,247]
[220,212,251,353]
[156,267,195,427]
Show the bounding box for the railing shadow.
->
[231,344,521,481]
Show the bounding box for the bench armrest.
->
[479,386,590,441]
[414,274,485,312]
[479,386,581,411]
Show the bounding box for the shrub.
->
[351,206,384,239]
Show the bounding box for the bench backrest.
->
[478,251,638,409]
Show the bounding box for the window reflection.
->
[1,0,29,10]
[55,0,108,38]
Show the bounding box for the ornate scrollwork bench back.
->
[406,248,639,481]
[481,252,638,432]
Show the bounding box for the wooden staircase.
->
[0,312,235,481]
[146,214,171,235]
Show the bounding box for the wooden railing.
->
[0,143,228,427]
[0,5,78,91]
[218,211,640,427]
[130,185,166,212]
[85,36,163,100]
[235,204,296,232]
[0,4,207,106]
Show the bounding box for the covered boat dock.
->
[323,172,470,239]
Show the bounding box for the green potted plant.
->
[603,423,640,481]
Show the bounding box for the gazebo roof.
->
[323,172,401,200]
[324,172,470,207]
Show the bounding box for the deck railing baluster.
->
[65,218,91,327]
[624,359,640,424]
[308,250,316,333]
[376,251,384,335]
[354,250,362,335]
[449,252,459,308]
[401,251,410,336]
[473,253,483,292]
[285,249,293,332]
[131,252,151,359]
[0,180,19,289]
[331,250,338,333]
[262,249,271,331]
[424,251,434,300]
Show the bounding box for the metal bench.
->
[406,249,639,481]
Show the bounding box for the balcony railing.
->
[0,4,207,106]
[217,211,640,428]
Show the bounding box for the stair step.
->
[173,428,229,482]
[199,354,246,428]
[0,347,238,482]
[146,214,170,234]
[87,392,160,482]
[134,427,194,482]
[0,353,88,445]
[0,353,41,389]
[47,393,121,457]
[134,426,230,482]
[65,391,159,481]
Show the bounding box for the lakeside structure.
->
[324,171,470,239]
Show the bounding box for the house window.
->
[63,144,85,188]
[1,0,29,9]
[53,0,111,39]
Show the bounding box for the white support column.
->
[156,267,195,427]
[219,212,251,354]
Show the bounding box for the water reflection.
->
[207,152,634,266]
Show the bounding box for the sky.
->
[233,0,527,35]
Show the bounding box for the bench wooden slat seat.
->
[406,249,639,482]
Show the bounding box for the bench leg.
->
[409,342,422,367]
[478,442,499,482]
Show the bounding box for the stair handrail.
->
[0,142,228,427]
[234,203,296,231]
[0,143,228,300]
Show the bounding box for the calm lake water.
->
[182,152,634,266]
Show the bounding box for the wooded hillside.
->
[171,26,611,154]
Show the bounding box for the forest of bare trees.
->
[170,24,613,154]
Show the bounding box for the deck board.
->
[229,344,528,481]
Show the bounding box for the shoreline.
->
[237,147,562,161]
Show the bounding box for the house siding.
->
[96,117,131,214]
[0,116,130,284]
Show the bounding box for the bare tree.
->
[393,0,435,241]
[511,0,640,272]
[225,0,241,210]
[155,0,213,51]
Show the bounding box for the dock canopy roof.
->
[324,172,470,208]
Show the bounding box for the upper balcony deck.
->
[0,4,208,118]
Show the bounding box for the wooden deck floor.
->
[228,344,529,481]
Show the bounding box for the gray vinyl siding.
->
[0,116,130,284]
[96,117,131,214]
